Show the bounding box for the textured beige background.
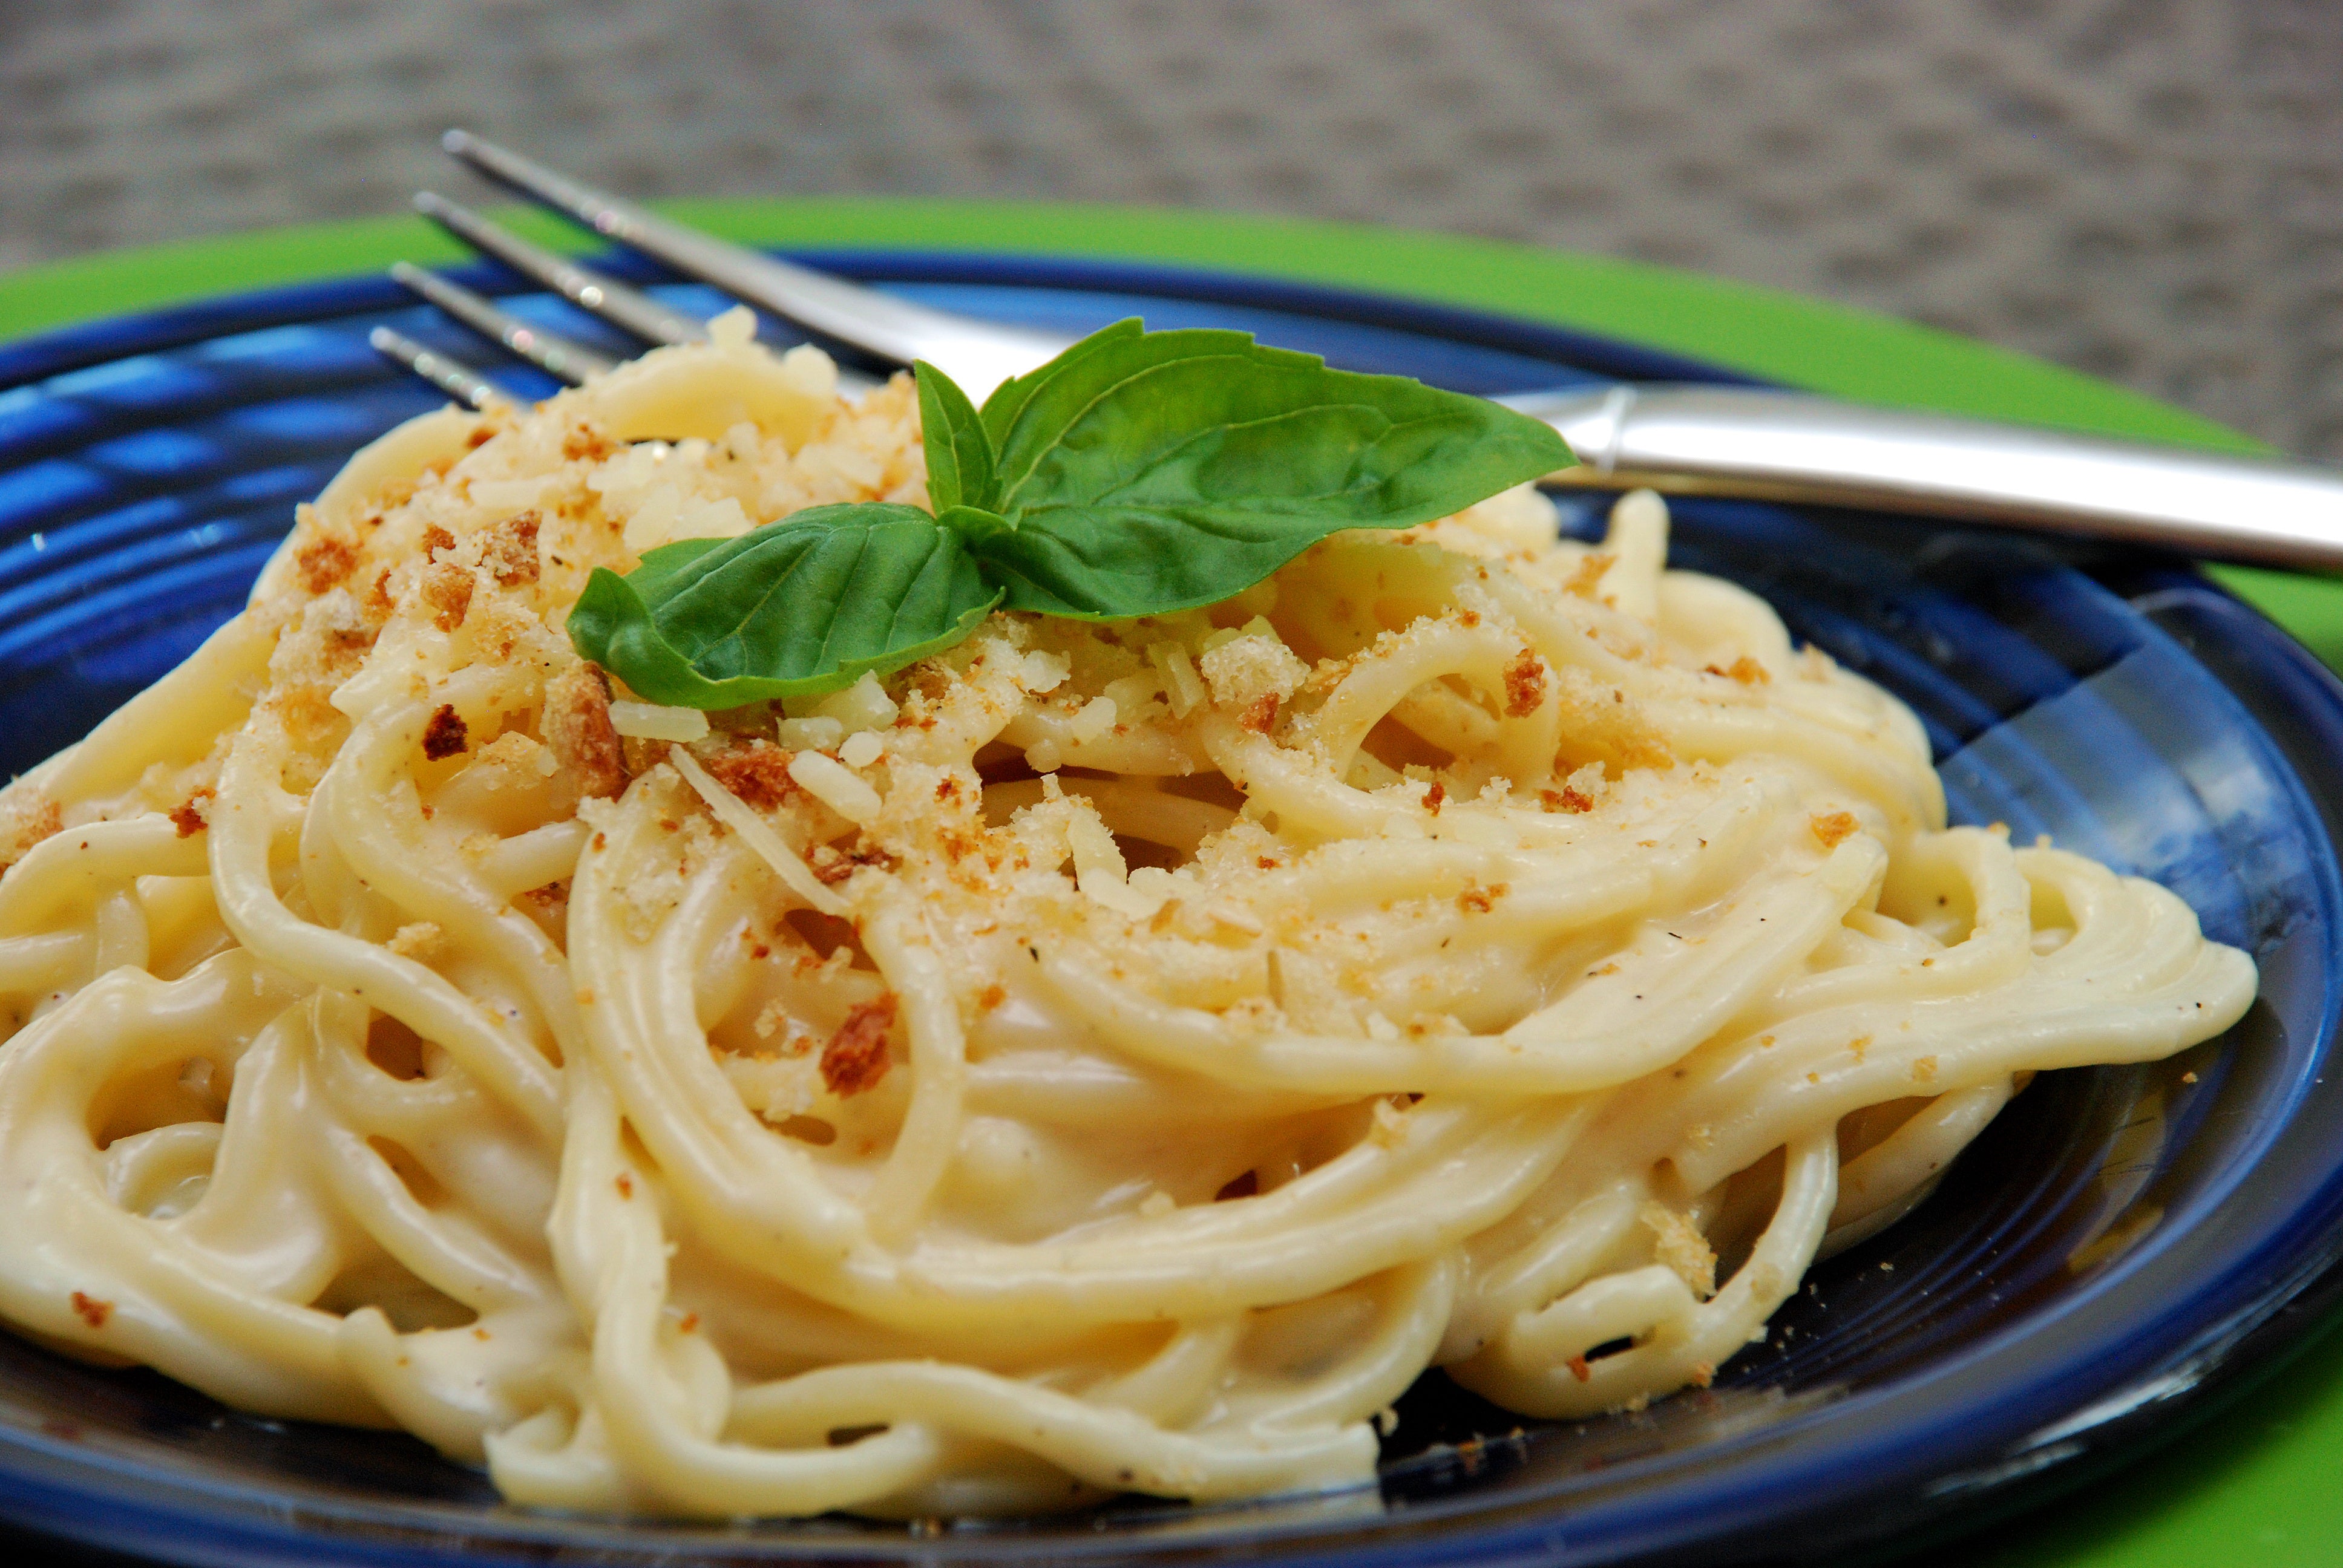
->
[2,0,2338,456]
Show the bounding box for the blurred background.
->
[2,0,2339,456]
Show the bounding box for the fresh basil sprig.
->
[568,321,1574,704]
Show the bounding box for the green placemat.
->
[4,200,2339,1567]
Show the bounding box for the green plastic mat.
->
[3,200,2339,1567]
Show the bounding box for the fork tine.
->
[414,191,710,348]
[441,128,1070,395]
[389,261,617,383]
[368,326,510,410]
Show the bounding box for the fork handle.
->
[1503,384,2343,572]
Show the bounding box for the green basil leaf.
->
[972,324,1575,617]
[566,503,1001,707]
[915,360,995,515]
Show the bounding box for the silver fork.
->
[375,132,2343,571]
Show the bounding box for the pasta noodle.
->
[0,324,2256,1519]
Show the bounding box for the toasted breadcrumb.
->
[1642,1202,1718,1299]
[821,995,898,1097]
[545,665,629,800]
[1810,811,1860,849]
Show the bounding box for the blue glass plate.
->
[1,251,2339,1568]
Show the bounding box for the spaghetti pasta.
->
[0,327,2255,1518]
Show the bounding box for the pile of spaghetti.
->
[0,324,2254,1518]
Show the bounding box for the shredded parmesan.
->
[788,750,883,823]
[1147,642,1207,717]
[609,701,712,742]
[776,716,845,751]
